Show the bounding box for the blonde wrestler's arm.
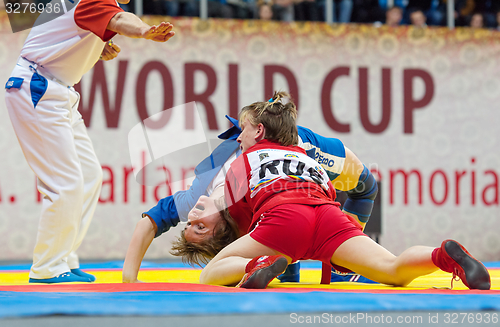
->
[122,217,157,283]
[122,185,225,283]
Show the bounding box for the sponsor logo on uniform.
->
[284,154,299,158]
[315,152,335,168]
[259,153,269,161]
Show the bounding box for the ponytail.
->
[240,91,298,146]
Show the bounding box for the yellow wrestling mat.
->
[1,266,499,291]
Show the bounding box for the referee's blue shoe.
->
[277,262,300,282]
[29,272,92,283]
[331,269,378,283]
[71,268,96,282]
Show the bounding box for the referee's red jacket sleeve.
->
[75,0,124,41]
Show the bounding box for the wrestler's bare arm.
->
[122,217,157,283]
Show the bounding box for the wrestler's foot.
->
[331,269,378,284]
[71,268,96,282]
[29,272,92,284]
[433,240,491,290]
[277,261,300,283]
[238,255,288,289]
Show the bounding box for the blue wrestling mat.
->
[0,261,499,319]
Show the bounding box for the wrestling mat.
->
[0,261,499,318]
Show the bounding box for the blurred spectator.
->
[385,6,403,26]
[184,1,200,16]
[455,0,474,26]
[206,1,234,18]
[469,12,484,27]
[351,0,385,23]
[335,0,353,22]
[143,0,164,15]
[409,8,427,27]
[424,0,500,27]
[144,0,179,17]
[103,0,500,24]
[426,0,447,26]
[163,0,181,16]
[407,0,431,11]
[471,0,499,27]
[183,0,234,18]
[404,0,431,23]
[227,0,256,18]
[494,3,500,24]
[406,0,461,27]
[318,0,353,23]
[404,0,450,26]
[272,0,294,21]
[295,0,319,21]
[258,2,274,19]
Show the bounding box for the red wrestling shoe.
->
[432,240,491,290]
[237,255,288,289]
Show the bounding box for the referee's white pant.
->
[5,62,103,279]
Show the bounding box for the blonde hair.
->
[170,199,240,267]
[239,91,298,146]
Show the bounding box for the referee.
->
[5,0,174,283]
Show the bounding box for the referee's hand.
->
[100,41,121,61]
[142,22,175,42]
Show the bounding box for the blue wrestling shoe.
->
[331,269,378,284]
[71,268,96,282]
[29,272,92,284]
[277,262,300,282]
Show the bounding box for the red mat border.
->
[0,283,498,294]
